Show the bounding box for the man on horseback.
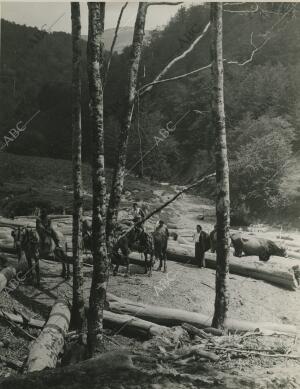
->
[131,203,145,225]
[36,209,61,254]
[36,208,70,279]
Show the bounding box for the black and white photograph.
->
[0,1,300,387]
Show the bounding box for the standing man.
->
[210,224,217,253]
[193,225,208,268]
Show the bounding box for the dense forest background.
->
[1,3,300,224]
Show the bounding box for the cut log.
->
[106,293,298,335]
[25,299,71,373]
[166,242,300,290]
[174,344,219,362]
[0,309,167,340]
[103,310,168,339]
[0,355,23,370]
[0,310,44,329]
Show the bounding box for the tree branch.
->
[225,33,271,66]
[139,22,211,96]
[223,3,259,13]
[138,5,295,92]
[103,2,128,87]
[147,2,183,7]
[138,63,212,93]
[114,172,215,243]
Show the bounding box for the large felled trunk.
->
[70,2,85,334]
[210,3,231,329]
[86,2,109,356]
[106,293,297,335]
[106,2,148,243]
[25,300,70,372]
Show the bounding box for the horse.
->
[11,226,70,287]
[112,224,154,277]
[82,218,92,252]
[153,225,169,273]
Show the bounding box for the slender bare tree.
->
[210,2,231,329]
[106,2,148,246]
[70,2,85,334]
[86,2,108,356]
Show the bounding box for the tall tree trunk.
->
[106,2,148,244]
[86,2,108,356]
[70,2,85,334]
[210,2,231,329]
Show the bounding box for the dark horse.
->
[11,226,70,287]
[82,219,154,276]
[112,225,154,277]
[153,224,169,273]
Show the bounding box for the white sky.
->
[0,2,195,33]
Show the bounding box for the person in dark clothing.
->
[193,225,209,268]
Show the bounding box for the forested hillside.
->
[1,3,300,223]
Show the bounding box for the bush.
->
[229,115,295,217]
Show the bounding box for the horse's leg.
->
[158,254,163,271]
[148,252,153,277]
[163,250,167,273]
[121,244,130,277]
[34,255,40,288]
[66,263,70,279]
[61,262,66,278]
[125,254,130,277]
[112,250,119,276]
[144,253,148,274]
[26,255,34,284]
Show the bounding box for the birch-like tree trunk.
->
[106,2,148,243]
[70,2,85,334]
[210,2,231,329]
[87,2,108,356]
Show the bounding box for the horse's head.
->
[12,227,40,256]
[11,227,24,252]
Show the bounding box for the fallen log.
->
[0,309,167,341]
[107,293,298,335]
[166,242,300,290]
[0,355,23,370]
[103,310,168,339]
[174,344,219,362]
[25,299,70,373]
[0,310,44,329]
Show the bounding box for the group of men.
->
[34,205,213,270]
